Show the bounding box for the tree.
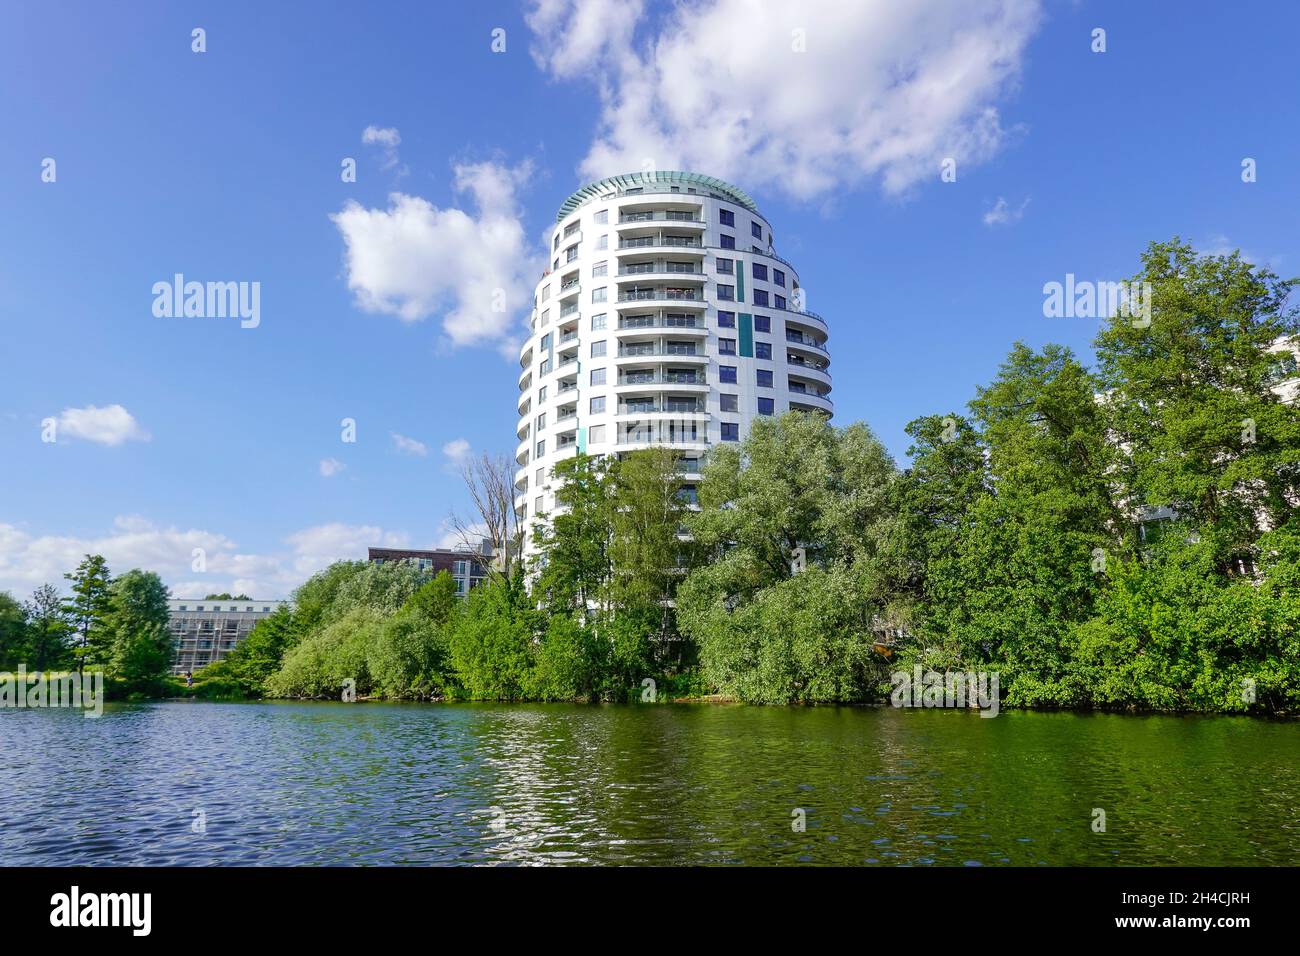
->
[447,571,539,700]
[203,592,251,600]
[104,569,172,687]
[63,554,113,674]
[201,604,297,697]
[0,592,28,669]
[449,452,523,581]
[368,572,460,698]
[530,453,615,616]
[678,412,905,703]
[22,584,71,670]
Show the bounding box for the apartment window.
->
[591,313,607,330]
[773,269,786,287]
[538,385,547,402]
[539,359,552,375]
[564,220,580,237]
[536,412,546,431]
[775,295,787,310]
[721,422,740,441]
[717,284,734,301]
[540,308,550,326]
[536,467,545,485]
[751,221,762,239]
[588,424,606,444]
[716,258,733,274]
[719,208,735,226]
[720,365,737,384]
[720,393,739,412]
[591,340,606,357]
[757,369,773,387]
[540,332,552,350]
[591,367,606,386]
[541,284,551,302]
[720,234,735,250]
[565,244,579,262]
[753,289,769,306]
[553,234,560,250]
[758,397,775,416]
[590,395,606,414]
[553,257,560,271]
[594,209,608,224]
[536,440,546,457]
[754,315,770,333]
[717,310,736,328]
[719,338,737,355]
[752,262,767,280]
[596,234,608,250]
[592,286,607,303]
[755,342,771,360]
[536,496,544,514]
[592,260,608,278]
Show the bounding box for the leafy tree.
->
[104,569,172,687]
[447,572,539,700]
[368,572,460,698]
[22,584,72,670]
[679,412,904,702]
[63,554,113,673]
[0,592,28,669]
[265,607,384,699]
[200,605,297,697]
[530,453,614,616]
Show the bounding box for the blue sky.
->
[1,0,1296,598]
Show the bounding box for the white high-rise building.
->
[515,171,833,553]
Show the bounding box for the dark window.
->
[755,342,771,360]
[717,310,736,328]
[716,258,733,274]
[758,397,774,415]
[757,369,773,387]
[775,295,787,310]
[720,208,735,226]
[753,290,769,306]
[720,393,739,412]
[754,315,770,332]
[717,284,734,300]
[720,365,737,384]
[720,234,735,249]
[721,422,740,441]
[752,263,767,280]
[751,222,763,239]
[773,269,785,287]
[719,338,737,354]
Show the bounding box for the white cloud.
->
[52,404,150,446]
[391,432,429,457]
[982,195,1029,227]
[442,437,471,464]
[330,160,539,347]
[319,457,345,477]
[361,125,406,175]
[0,517,411,600]
[527,0,1041,199]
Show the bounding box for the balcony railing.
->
[618,288,699,302]
[619,400,705,414]
[619,211,703,223]
[618,313,701,330]
[618,345,700,358]
[617,425,707,446]
[618,236,702,249]
[785,332,828,352]
[617,371,707,386]
[618,261,701,276]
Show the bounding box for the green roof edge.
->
[556,171,759,222]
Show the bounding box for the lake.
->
[2,701,1296,865]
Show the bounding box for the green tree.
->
[22,584,72,670]
[530,453,614,616]
[63,554,113,674]
[0,592,28,669]
[447,571,539,700]
[104,569,172,688]
[200,604,297,697]
[679,412,904,703]
[368,571,460,698]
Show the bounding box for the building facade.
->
[367,547,491,595]
[169,598,290,674]
[515,171,833,553]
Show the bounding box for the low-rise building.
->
[367,545,491,595]
[169,598,290,675]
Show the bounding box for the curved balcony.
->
[782,308,828,337]
[515,438,531,466]
[616,210,706,227]
[518,368,533,392]
[615,369,709,391]
[616,236,704,255]
[787,363,832,391]
[789,392,834,416]
[616,288,708,311]
[519,342,533,367]
[784,331,830,362]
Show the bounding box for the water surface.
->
[3,701,1295,865]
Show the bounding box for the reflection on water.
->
[2,701,1296,865]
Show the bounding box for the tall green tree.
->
[530,453,615,616]
[22,584,72,670]
[104,569,172,687]
[0,592,28,669]
[63,554,113,674]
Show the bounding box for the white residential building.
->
[514,171,833,554]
